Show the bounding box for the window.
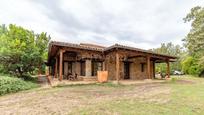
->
[92,61,102,76]
[80,61,85,76]
[141,63,145,72]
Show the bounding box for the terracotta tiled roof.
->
[104,44,177,58]
[49,41,104,51]
[49,41,177,59]
[80,43,106,49]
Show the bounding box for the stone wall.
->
[105,52,116,80]
[105,54,154,80]
[129,57,153,79]
[62,50,155,80]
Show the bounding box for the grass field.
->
[0,75,204,115]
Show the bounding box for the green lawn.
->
[0,75,204,115]
[70,76,204,115]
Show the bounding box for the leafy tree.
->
[0,24,50,76]
[183,6,204,54]
[152,42,184,73]
[181,56,201,75]
[183,6,204,76]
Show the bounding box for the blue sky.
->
[0,0,203,49]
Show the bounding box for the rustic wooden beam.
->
[59,49,64,81]
[116,52,120,82]
[105,48,176,60]
[166,59,170,78]
[153,61,155,79]
[146,55,151,79]
[54,57,58,78]
[102,61,105,71]
[127,55,146,59]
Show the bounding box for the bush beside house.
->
[0,75,39,95]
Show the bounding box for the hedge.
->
[0,76,39,95]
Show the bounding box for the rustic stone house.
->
[46,41,176,81]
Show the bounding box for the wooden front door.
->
[124,62,130,79]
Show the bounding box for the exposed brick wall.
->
[129,57,147,80]
[105,54,154,80]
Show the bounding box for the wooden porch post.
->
[116,52,120,82]
[146,56,151,79]
[59,50,64,81]
[166,59,170,78]
[153,61,155,79]
[54,57,58,78]
[85,59,92,76]
[102,61,105,71]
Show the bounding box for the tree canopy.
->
[182,6,204,76]
[183,6,204,55]
[0,24,50,76]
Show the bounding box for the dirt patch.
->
[0,83,171,115]
[176,80,195,84]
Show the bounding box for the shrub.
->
[20,74,38,83]
[0,75,39,95]
[181,56,202,75]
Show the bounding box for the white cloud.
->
[0,0,203,49]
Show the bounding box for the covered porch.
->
[47,43,105,81]
[104,45,176,81]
